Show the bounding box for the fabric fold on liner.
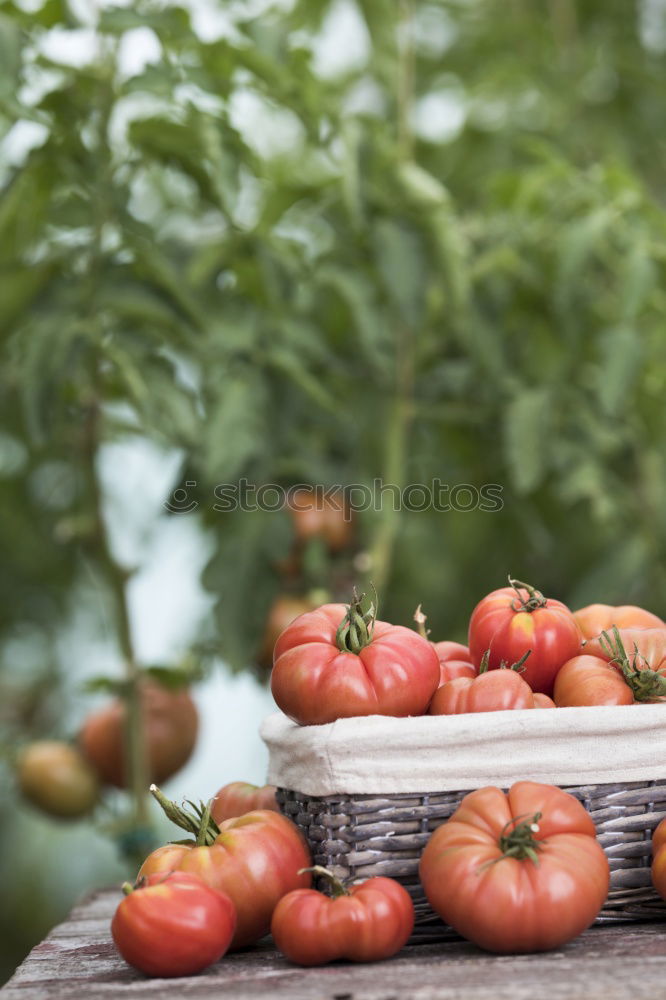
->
[261,705,666,796]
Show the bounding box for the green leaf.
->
[372,218,425,327]
[503,388,551,495]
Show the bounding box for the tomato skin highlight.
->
[429,669,535,715]
[271,876,414,965]
[419,782,609,953]
[138,810,311,948]
[651,818,666,900]
[111,872,236,978]
[574,603,664,640]
[553,655,634,707]
[211,781,279,823]
[271,603,440,725]
[468,583,581,695]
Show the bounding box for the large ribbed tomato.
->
[140,788,311,948]
[573,603,664,640]
[211,781,278,824]
[468,578,581,695]
[271,594,439,726]
[112,872,236,977]
[271,867,414,966]
[419,782,609,953]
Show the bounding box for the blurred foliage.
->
[2,0,666,973]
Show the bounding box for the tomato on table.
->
[271,866,414,965]
[419,782,609,953]
[271,591,439,726]
[468,578,581,695]
[140,786,311,948]
[112,872,236,978]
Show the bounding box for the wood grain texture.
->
[3,889,666,999]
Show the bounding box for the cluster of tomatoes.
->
[17,679,198,820]
[111,775,666,976]
[269,578,666,726]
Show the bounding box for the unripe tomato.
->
[112,872,236,977]
[573,603,664,640]
[468,578,581,695]
[287,487,352,553]
[211,781,278,824]
[17,741,99,819]
[79,681,198,788]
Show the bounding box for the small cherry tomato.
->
[468,578,581,695]
[211,781,278,824]
[111,872,236,977]
[271,866,414,965]
[17,741,99,819]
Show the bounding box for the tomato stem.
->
[298,865,350,898]
[150,784,220,846]
[336,587,377,654]
[478,649,531,674]
[413,605,429,640]
[498,811,543,865]
[600,626,666,702]
[508,576,547,613]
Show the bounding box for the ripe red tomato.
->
[139,798,311,949]
[17,741,99,819]
[574,603,664,640]
[432,641,476,685]
[468,578,581,695]
[553,655,634,707]
[271,595,440,726]
[287,487,353,553]
[651,817,666,900]
[271,866,414,965]
[429,660,534,715]
[79,681,198,788]
[555,628,666,706]
[433,640,473,663]
[211,781,278,824]
[112,872,236,977]
[419,782,609,953]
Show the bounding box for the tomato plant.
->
[271,866,414,965]
[429,653,534,715]
[651,817,666,900]
[573,603,664,640]
[554,628,666,706]
[419,782,609,953]
[211,781,278,823]
[271,592,440,725]
[17,741,99,819]
[79,680,198,787]
[287,487,353,553]
[468,578,581,695]
[139,787,311,948]
[112,871,236,977]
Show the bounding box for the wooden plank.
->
[3,888,666,999]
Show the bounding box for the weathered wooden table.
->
[3,889,666,999]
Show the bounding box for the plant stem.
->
[397,0,415,161]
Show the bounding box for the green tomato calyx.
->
[336,587,377,654]
[508,577,548,613]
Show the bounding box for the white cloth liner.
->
[261,705,666,796]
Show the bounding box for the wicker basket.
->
[276,781,666,943]
[263,707,666,943]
